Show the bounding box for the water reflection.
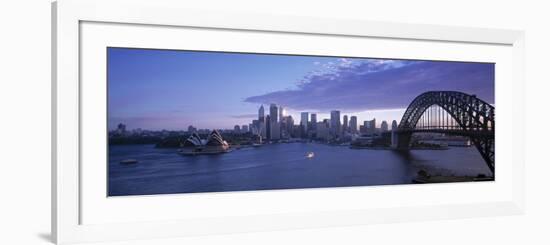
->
[108,143,492,196]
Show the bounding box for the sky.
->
[107,47,494,131]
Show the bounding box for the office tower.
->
[381,120,389,132]
[242,125,249,133]
[270,104,278,123]
[330,110,341,136]
[392,120,398,130]
[310,113,317,132]
[363,118,376,135]
[234,125,240,134]
[316,121,330,141]
[343,115,348,132]
[300,112,309,133]
[349,116,358,133]
[258,105,265,122]
[285,116,294,137]
[269,104,280,139]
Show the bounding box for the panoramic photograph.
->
[107,47,495,196]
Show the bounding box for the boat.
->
[305,152,315,158]
[120,159,138,164]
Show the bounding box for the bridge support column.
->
[392,131,412,150]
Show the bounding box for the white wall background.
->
[0,0,548,244]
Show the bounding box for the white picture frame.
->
[52,0,525,244]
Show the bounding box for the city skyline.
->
[108,48,494,130]
[111,104,402,132]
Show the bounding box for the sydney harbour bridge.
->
[393,91,495,173]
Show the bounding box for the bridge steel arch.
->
[396,91,495,173]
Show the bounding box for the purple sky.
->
[108,48,494,130]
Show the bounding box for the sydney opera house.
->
[178,130,230,155]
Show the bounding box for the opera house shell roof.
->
[206,130,229,147]
[180,130,229,155]
[183,133,202,147]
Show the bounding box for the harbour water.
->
[108,143,492,196]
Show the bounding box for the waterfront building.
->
[350,116,358,133]
[330,110,341,137]
[242,125,249,133]
[343,115,349,133]
[234,125,240,134]
[180,130,229,154]
[183,132,202,147]
[363,118,376,135]
[316,121,330,141]
[204,130,230,151]
[381,120,389,132]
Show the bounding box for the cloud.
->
[244,59,494,112]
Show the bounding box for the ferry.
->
[305,152,315,158]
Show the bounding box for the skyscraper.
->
[316,121,330,141]
[258,105,266,138]
[381,120,389,132]
[330,110,341,136]
[310,113,317,132]
[350,116,358,133]
[300,112,309,133]
[269,104,279,139]
[270,104,278,123]
[343,115,348,133]
[363,118,376,135]
[258,105,265,121]
[285,115,294,137]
